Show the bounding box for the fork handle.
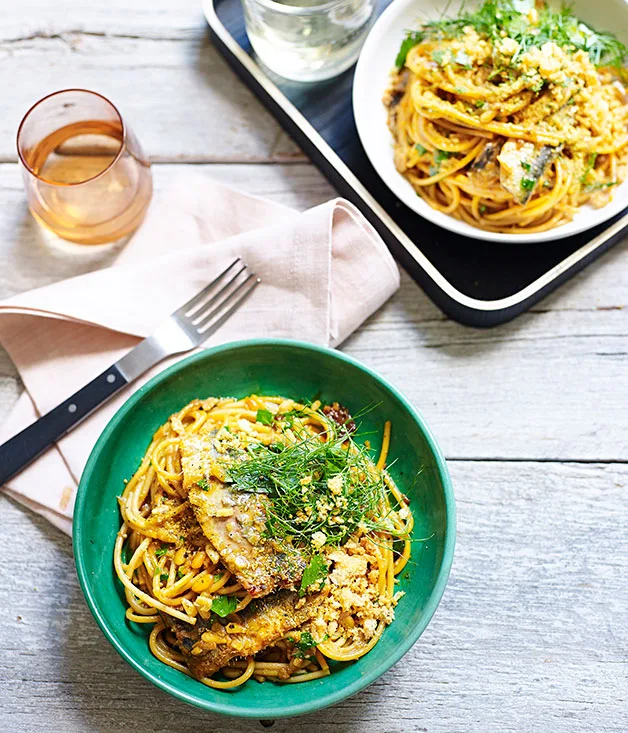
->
[0,365,128,486]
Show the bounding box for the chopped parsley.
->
[155,545,168,558]
[176,569,185,580]
[299,554,328,597]
[211,595,238,617]
[479,204,488,214]
[415,143,428,155]
[197,478,209,491]
[160,573,169,582]
[430,149,456,175]
[394,1,628,70]
[521,161,532,172]
[521,177,535,191]
[288,631,329,658]
[256,408,274,426]
[530,77,545,94]
[474,100,486,108]
[395,31,423,68]
[294,631,316,657]
[434,149,453,166]
[296,631,316,650]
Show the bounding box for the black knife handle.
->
[0,364,128,486]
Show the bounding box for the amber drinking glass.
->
[17,89,153,245]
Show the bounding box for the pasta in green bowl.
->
[73,339,455,718]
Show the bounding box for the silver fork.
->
[0,257,259,485]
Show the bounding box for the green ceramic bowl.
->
[74,339,455,719]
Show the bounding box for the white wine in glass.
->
[17,89,153,245]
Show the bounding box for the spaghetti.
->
[385,1,628,233]
[114,395,413,688]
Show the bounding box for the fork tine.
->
[196,274,260,334]
[193,271,256,329]
[175,257,242,317]
[188,263,248,323]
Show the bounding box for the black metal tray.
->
[203,0,628,327]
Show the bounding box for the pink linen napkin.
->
[0,172,399,535]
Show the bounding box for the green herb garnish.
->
[294,631,316,657]
[394,1,628,70]
[297,631,316,649]
[521,177,535,191]
[292,631,329,658]
[415,143,428,155]
[197,478,209,491]
[530,77,545,93]
[228,413,406,547]
[396,31,423,68]
[433,149,454,169]
[580,152,598,185]
[474,100,486,108]
[176,569,185,580]
[160,573,169,582]
[155,545,168,558]
[435,150,452,164]
[585,180,618,192]
[256,409,274,426]
[211,595,238,617]
[521,161,532,172]
[299,554,328,597]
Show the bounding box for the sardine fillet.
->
[165,590,316,679]
[188,483,306,597]
[180,432,306,597]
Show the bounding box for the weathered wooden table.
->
[1,2,627,731]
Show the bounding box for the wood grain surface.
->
[0,2,627,731]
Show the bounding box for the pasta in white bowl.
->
[353,0,628,242]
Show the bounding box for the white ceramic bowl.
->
[353,0,628,243]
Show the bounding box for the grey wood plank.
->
[1,459,626,732]
[1,0,200,38]
[0,0,302,163]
